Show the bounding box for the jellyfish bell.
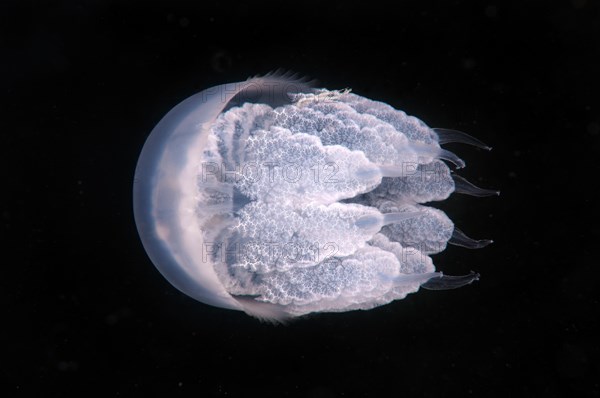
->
[133,73,308,320]
[133,72,495,322]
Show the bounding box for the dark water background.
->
[3,1,599,396]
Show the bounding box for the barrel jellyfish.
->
[133,73,497,321]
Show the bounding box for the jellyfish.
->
[133,72,497,321]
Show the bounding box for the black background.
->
[3,0,599,396]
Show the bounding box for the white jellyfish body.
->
[133,74,497,321]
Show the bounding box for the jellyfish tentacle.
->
[449,227,493,249]
[421,271,480,290]
[433,128,492,150]
[453,174,500,197]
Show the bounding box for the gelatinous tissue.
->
[133,73,498,321]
